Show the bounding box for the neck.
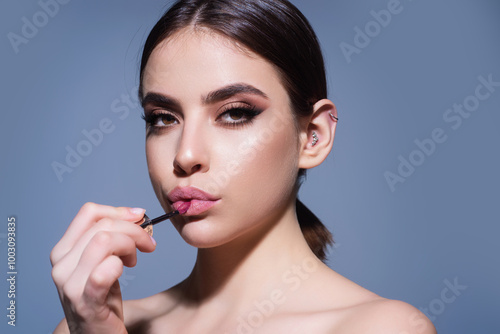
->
[178,200,321,312]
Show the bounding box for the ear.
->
[298,99,338,170]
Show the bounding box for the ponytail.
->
[296,199,333,262]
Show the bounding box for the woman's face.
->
[142,29,303,248]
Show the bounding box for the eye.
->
[222,109,247,121]
[216,103,262,127]
[155,114,177,126]
[141,112,179,131]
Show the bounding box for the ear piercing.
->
[329,112,338,121]
[310,112,336,147]
[312,131,319,146]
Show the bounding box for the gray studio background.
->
[1,0,499,333]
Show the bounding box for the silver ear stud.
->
[312,131,319,146]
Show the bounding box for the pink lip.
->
[168,187,220,216]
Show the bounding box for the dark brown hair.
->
[139,0,333,261]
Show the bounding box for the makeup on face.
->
[140,84,267,136]
[138,185,221,236]
[168,186,221,216]
[141,32,301,249]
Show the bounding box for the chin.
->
[174,218,236,249]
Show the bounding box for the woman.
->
[51,0,436,332]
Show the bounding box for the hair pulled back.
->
[139,0,333,261]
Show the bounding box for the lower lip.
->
[173,200,219,216]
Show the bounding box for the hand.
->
[50,202,156,333]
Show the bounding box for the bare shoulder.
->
[333,298,437,334]
[123,283,182,330]
[276,264,436,334]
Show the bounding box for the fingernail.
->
[130,207,146,215]
[150,235,156,246]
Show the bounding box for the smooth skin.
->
[51,28,436,333]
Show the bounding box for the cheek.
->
[221,114,299,208]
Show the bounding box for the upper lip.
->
[167,186,220,203]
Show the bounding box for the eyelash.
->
[141,104,262,132]
[218,104,262,128]
[141,112,177,131]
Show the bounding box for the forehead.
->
[142,28,287,102]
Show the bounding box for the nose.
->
[173,120,210,176]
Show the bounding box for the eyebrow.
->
[141,83,269,109]
[141,92,180,110]
[204,83,269,104]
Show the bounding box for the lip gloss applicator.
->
[139,202,190,236]
[140,210,181,229]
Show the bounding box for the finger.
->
[57,228,140,290]
[82,255,124,321]
[53,222,154,287]
[51,203,146,264]
[80,231,137,272]
[51,202,146,265]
